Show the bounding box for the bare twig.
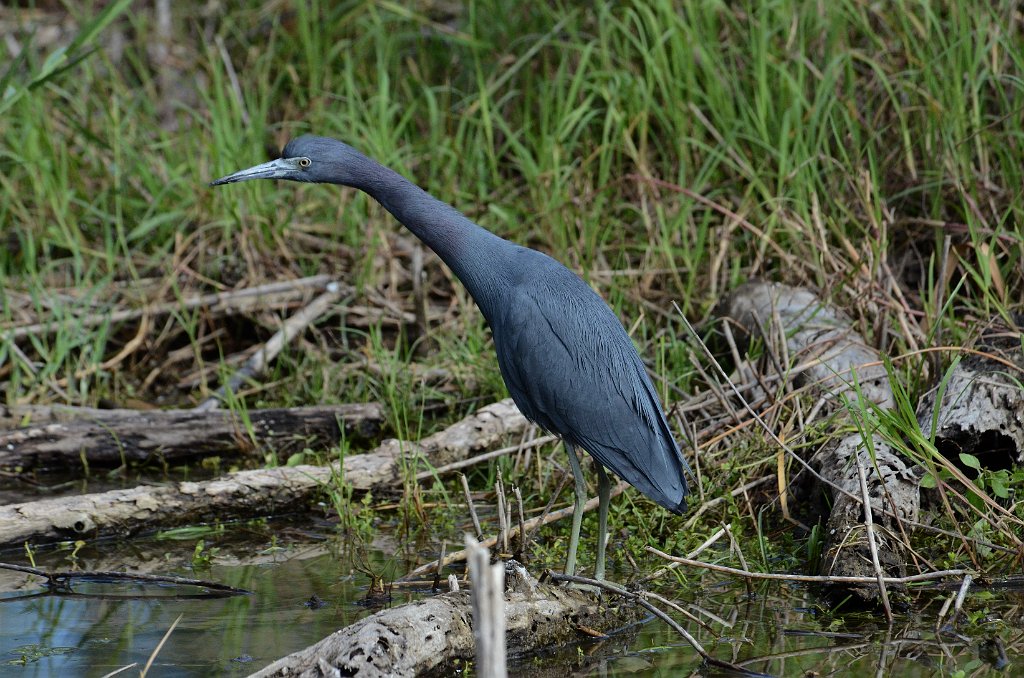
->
[935,573,974,636]
[645,547,966,586]
[140,613,182,678]
[950,574,973,628]
[436,542,448,581]
[641,590,718,635]
[460,473,484,540]
[99,663,139,678]
[640,524,729,583]
[496,468,508,554]
[934,594,954,634]
[513,486,527,560]
[415,435,558,480]
[683,475,774,530]
[725,523,753,595]
[198,284,348,410]
[546,571,751,674]
[526,472,571,544]
[854,448,893,623]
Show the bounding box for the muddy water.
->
[0,521,1019,676]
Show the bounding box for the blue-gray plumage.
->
[212,135,691,579]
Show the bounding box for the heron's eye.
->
[298,157,311,168]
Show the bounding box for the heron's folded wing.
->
[494,283,689,512]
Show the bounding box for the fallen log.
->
[810,431,920,602]
[1,403,134,428]
[248,563,643,678]
[0,399,528,548]
[0,404,384,472]
[720,281,917,602]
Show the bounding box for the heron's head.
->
[210,135,363,187]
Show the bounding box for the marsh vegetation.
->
[1,1,1023,674]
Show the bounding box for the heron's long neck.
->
[350,159,512,315]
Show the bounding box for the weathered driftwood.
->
[249,563,642,678]
[0,403,129,428]
[817,322,1024,598]
[0,404,383,471]
[0,399,528,547]
[721,281,918,601]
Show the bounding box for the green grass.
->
[1,0,1023,573]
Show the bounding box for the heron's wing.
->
[494,268,689,513]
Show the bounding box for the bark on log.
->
[249,564,643,678]
[0,405,384,471]
[0,399,528,547]
[721,282,893,408]
[918,325,1024,472]
[810,432,920,600]
[721,282,918,601]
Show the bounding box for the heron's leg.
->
[564,442,587,577]
[595,463,611,582]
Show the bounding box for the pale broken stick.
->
[467,536,507,678]
[196,282,350,411]
[639,524,730,584]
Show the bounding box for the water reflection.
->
[0,525,404,676]
[0,525,1020,676]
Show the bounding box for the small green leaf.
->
[920,472,937,488]
[989,471,1010,499]
[959,453,982,471]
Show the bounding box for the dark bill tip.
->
[209,158,298,187]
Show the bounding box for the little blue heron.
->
[212,135,690,579]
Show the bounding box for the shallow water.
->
[0,523,408,676]
[0,521,1018,676]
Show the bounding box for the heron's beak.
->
[210,158,301,186]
